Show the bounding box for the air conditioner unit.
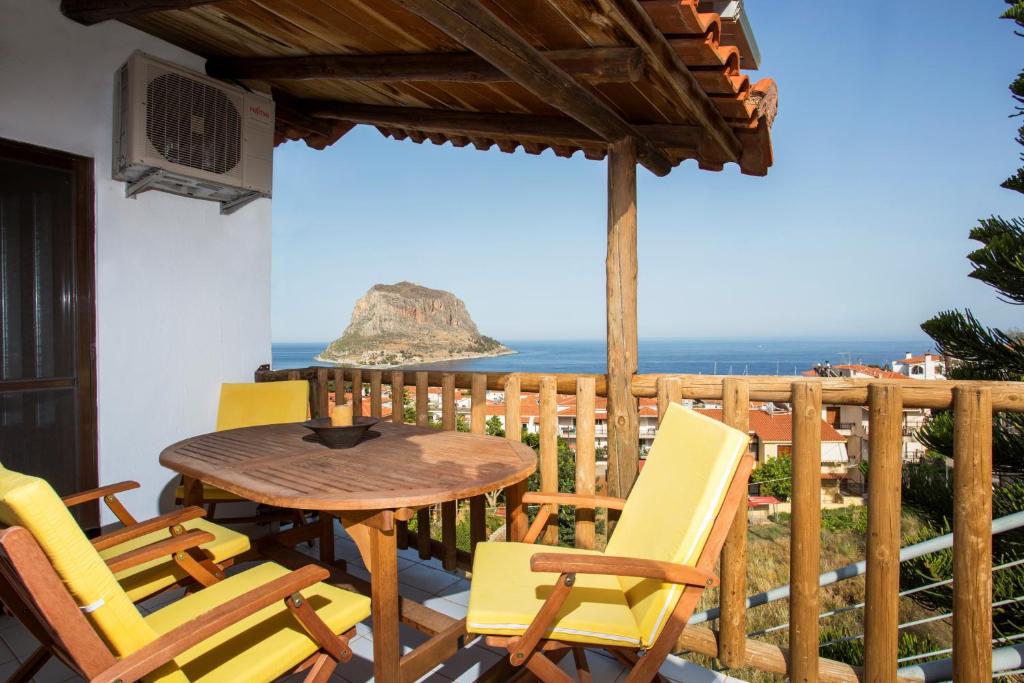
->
[113,51,274,214]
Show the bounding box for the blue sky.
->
[271,0,1022,343]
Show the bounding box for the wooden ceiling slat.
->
[60,0,221,25]
[390,0,673,176]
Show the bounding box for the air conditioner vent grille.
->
[145,71,241,175]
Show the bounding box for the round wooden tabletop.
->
[160,421,537,511]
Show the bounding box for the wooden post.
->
[469,374,488,553]
[392,372,409,548]
[441,372,458,570]
[539,376,559,545]
[790,380,822,683]
[391,371,405,424]
[441,373,456,431]
[315,367,329,418]
[606,137,639,501]
[718,377,749,668]
[370,370,383,419]
[864,383,903,681]
[953,386,993,683]
[332,368,344,409]
[575,377,597,549]
[415,371,429,427]
[655,376,681,425]
[504,374,527,543]
[351,368,363,417]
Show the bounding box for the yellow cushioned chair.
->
[467,404,754,682]
[175,380,310,523]
[0,467,369,683]
[57,477,250,603]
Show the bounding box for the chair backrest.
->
[604,404,750,648]
[216,380,310,431]
[0,467,188,682]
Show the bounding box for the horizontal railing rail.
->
[255,364,1021,682]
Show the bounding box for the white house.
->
[892,352,946,380]
[0,1,272,527]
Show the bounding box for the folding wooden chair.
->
[58,477,250,602]
[467,403,754,682]
[0,466,369,683]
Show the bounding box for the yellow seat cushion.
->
[100,519,251,602]
[144,562,371,683]
[174,483,245,503]
[216,380,310,432]
[605,404,748,648]
[0,468,162,658]
[466,542,641,648]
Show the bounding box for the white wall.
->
[0,1,273,523]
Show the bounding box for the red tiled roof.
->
[893,354,934,365]
[696,409,846,443]
[836,365,908,380]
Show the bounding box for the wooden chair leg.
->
[206,502,217,519]
[303,653,337,683]
[8,645,50,683]
[610,649,668,683]
[572,647,591,683]
[524,650,574,683]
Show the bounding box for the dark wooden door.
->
[0,138,97,527]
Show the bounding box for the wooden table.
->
[160,421,536,682]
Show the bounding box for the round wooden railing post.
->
[369,370,383,419]
[504,374,527,542]
[350,368,363,417]
[575,376,597,549]
[315,367,329,418]
[440,372,457,569]
[790,380,822,683]
[391,371,405,424]
[719,377,749,668]
[415,371,429,427]
[864,382,903,681]
[469,374,488,553]
[539,375,559,545]
[953,386,993,682]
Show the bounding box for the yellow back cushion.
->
[0,467,157,655]
[216,380,310,431]
[604,404,749,647]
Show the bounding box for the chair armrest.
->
[92,507,207,552]
[62,481,140,507]
[529,553,718,588]
[521,492,627,510]
[90,565,330,683]
[104,529,216,574]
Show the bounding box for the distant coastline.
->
[276,339,931,375]
[312,347,518,369]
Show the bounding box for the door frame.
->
[0,137,98,527]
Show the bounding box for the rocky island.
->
[316,282,513,367]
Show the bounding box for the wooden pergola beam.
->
[390,0,674,177]
[300,101,702,151]
[593,0,743,163]
[208,48,644,84]
[60,0,221,25]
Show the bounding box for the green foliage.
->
[485,415,505,437]
[818,628,943,667]
[522,429,578,546]
[750,455,792,501]
[820,506,868,534]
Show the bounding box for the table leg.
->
[319,512,336,565]
[181,476,203,508]
[369,523,400,682]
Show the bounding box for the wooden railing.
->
[256,365,1020,683]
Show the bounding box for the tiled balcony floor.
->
[0,521,741,682]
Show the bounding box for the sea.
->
[271,339,932,376]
